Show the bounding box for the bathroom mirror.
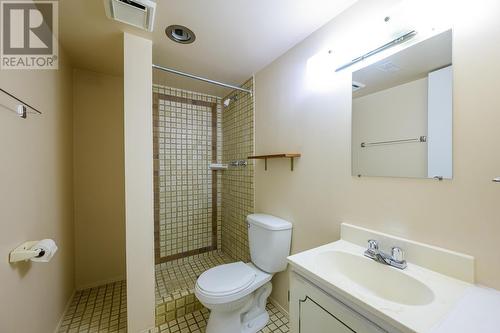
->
[352,29,453,179]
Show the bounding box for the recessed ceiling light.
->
[165,25,196,44]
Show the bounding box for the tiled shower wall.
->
[153,85,222,262]
[153,78,254,265]
[221,78,255,262]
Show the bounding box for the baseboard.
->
[54,289,75,333]
[269,296,289,317]
[76,275,126,290]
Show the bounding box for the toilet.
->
[195,214,292,333]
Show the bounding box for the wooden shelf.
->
[248,153,301,171]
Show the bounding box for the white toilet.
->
[195,214,292,333]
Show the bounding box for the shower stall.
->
[152,68,254,326]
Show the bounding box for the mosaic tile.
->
[154,251,233,325]
[153,79,254,264]
[58,281,127,333]
[153,85,222,263]
[221,78,255,262]
[60,282,288,333]
[157,302,288,333]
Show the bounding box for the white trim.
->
[76,275,126,291]
[54,289,75,333]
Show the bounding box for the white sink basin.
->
[287,225,474,332]
[314,250,435,305]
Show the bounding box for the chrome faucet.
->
[364,240,407,270]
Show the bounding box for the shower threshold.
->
[155,250,233,326]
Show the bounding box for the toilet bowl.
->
[195,262,272,333]
[195,214,292,333]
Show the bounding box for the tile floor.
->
[58,280,127,333]
[155,251,233,324]
[59,272,289,333]
[155,251,233,305]
[154,302,289,333]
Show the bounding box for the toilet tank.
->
[247,214,292,273]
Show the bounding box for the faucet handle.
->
[391,247,405,263]
[367,239,379,252]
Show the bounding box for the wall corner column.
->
[123,32,155,332]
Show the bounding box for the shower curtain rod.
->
[152,64,253,95]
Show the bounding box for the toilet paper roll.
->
[31,239,58,262]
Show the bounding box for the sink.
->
[314,250,435,306]
[287,226,474,332]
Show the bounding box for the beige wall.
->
[255,0,500,310]
[124,32,155,332]
[0,51,74,332]
[73,69,125,289]
[352,77,428,178]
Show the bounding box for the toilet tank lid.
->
[247,214,292,231]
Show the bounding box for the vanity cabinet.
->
[290,272,387,333]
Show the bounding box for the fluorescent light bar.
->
[335,30,417,72]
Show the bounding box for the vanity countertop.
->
[288,240,472,333]
[429,285,500,333]
[287,223,500,333]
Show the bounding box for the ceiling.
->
[353,29,452,98]
[60,0,357,96]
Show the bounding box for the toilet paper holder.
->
[9,241,45,263]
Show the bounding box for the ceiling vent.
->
[377,61,401,72]
[352,81,366,92]
[104,0,156,32]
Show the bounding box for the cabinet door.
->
[300,296,355,333]
[290,272,387,333]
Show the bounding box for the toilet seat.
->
[197,262,256,296]
[195,262,272,305]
